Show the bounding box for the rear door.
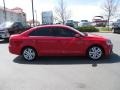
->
[29,27,63,56]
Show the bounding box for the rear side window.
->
[29,27,53,36]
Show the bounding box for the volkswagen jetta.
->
[9,25,113,61]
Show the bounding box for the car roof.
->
[32,24,71,29]
[20,25,72,35]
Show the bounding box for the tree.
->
[3,0,6,21]
[54,0,71,24]
[102,0,119,29]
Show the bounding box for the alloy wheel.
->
[23,47,36,61]
[88,46,103,60]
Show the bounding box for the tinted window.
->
[53,27,77,37]
[29,27,53,36]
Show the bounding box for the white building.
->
[42,11,53,25]
[0,7,26,26]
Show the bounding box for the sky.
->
[0,0,105,22]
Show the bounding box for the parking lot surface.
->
[0,33,120,90]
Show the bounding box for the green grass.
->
[97,27,112,32]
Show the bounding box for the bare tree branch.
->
[102,0,119,30]
[102,0,119,20]
[54,0,71,24]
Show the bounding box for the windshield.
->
[0,22,13,28]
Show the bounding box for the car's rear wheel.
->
[22,47,37,61]
[87,46,103,60]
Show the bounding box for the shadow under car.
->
[13,53,120,65]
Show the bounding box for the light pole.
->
[3,0,6,22]
[31,0,35,27]
[35,10,37,26]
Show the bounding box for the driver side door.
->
[53,27,84,55]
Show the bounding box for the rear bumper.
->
[9,45,21,55]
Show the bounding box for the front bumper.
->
[104,44,113,56]
[0,33,10,39]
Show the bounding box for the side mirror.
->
[74,34,81,38]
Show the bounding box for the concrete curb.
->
[99,31,112,33]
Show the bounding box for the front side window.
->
[53,27,77,37]
[29,27,53,36]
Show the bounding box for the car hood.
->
[86,33,108,40]
[0,27,8,31]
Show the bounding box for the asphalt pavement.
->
[0,33,120,90]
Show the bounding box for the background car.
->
[79,20,91,27]
[9,25,113,61]
[65,20,75,27]
[0,21,31,41]
[112,19,120,34]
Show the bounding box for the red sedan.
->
[9,25,113,61]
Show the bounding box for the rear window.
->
[29,27,53,36]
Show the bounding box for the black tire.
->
[113,29,116,33]
[87,46,103,60]
[4,38,9,42]
[22,47,37,61]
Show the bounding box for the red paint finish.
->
[9,25,113,57]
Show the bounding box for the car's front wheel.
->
[22,47,37,61]
[87,46,103,60]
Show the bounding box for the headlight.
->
[106,40,112,45]
[1,29,10,38]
